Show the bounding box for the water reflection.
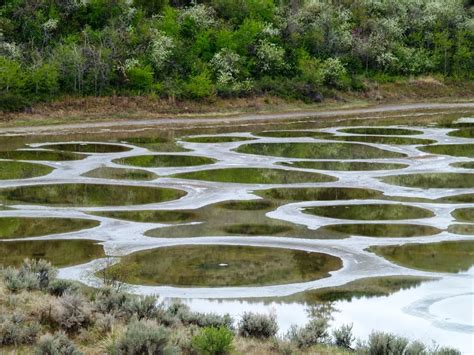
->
[103,245,342,287]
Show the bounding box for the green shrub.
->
[288,317,330,348]
[22,258,58,289]
[192,326,234,355]
[108,320,170,355]
[29,63,59,99]
[238,312,278,339]
[186,312,234,330]
[366,331,410,355]
[432,347,461,355]
[0,313,40,346]
[184,71,215,99]
[94,287,130,315]
[54,292,92,333]
[3,267,38,292]
[126,65,154,92]
[34,331,81,355]
[332,323,354,349]
[0,57,24,94]
[48,279,80,297]
[0,92,29,112]
[321,58,349,89]
[122,295,160,320]
[405,340,426,355]
[2,258,57,292]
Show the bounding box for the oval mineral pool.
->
[101,245,342,287]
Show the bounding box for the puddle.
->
[337,128,423,135]
[381,173,474,189]
[304,203,434,220]
[255,187,384,201]
[172,167,337,184]
[451,208,474,222]
[103,245,342,287]
[236,142,407,159]
[1,117,474,352]
[447,128,474,138]
[114,154,217,167]
[182,136,255,143]
[368,240,474,273]
[0,150,85,161]
[146,201,332,239]
[280,161,408,171]
[218,200,274,210]
[328,135,435,145]
[448,224,474,235]
[40,143,132,153]
[0,239,105,267]
[418,144,474,158]
[125,136,167,144]
[0,184,186,207]
[438,193,474,203]
[0,161,54,179]
[254,130,333,138]
[222,224,292,235]
[91,210,196,223]
[450,161,474,169]
[0,217,100,239]
[82,167,157,181]
[318,223,441,238]
[123,136,189,152]
[277,276,431,303]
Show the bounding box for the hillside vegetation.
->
[0,0,473,112]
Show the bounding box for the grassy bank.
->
[1,78,473,127]
[0,259,461,354]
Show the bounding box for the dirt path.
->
[1,101,473,134]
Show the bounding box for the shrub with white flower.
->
[149,31,174,71]
[124,58,140,71]
[262,23,280,38]
[255,40,286,74]
[210,48,253,94]
[42,19,59,32]
[0,41,21,60]
[321,58,347,88]
[179,3,216,29]
[210,48,241,85]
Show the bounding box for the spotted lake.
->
[0,106,473,353]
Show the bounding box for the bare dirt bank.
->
[1,101,473,135]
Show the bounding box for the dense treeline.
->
[0,0,473,111]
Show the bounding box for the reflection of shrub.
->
[192,326,234,355]
[34,332,80,355]
[109,320,170,355]
[238,312,278,339]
